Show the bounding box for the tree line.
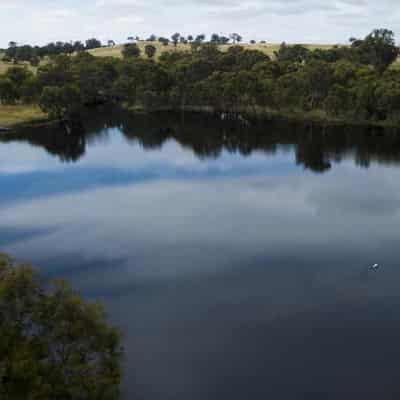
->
[5,108,400,172]
[1,28,400,125]
[1,33,243,65]
[3,38,103,65]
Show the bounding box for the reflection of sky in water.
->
[1,126,400,399]
[0,130,298,206]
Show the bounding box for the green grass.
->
[0,105,47,128]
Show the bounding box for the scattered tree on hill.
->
[211,33,220,43]
[187,35,194,42]
[122,43,141,58]
[195,34,206,43]
[190,34,207,52]
[145,44,157,59]
[108,40,116,47]
[230,33,242,44]
[210,34,230,45]
[350,28,400,74]
[158,37,169,46]
[219,36,230,44]
[171,33,181,47]
[85,38,102,50]
[0,254,122,399]
[147,34,157,42]
[73,41,85,52]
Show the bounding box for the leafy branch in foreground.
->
[0,254,123,400]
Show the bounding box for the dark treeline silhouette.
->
[4,108,400,173]
[1,29,400,125]
[3,38,103,65]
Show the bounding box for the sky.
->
[0,0,400,47]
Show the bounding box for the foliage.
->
[171,33,181,47]
[85,38,103,50]
[39,85,81,121]
[122,43,141,59]
[0,67,36,104]
[229,33,242,44]
[3,39,101,64]
[0,254,122,399]
[350,29,399,74]
[0,78,18,104]
[275,43,309,63]
[2,28,400,125]
[158,37,170,46]
[144,44,157,59]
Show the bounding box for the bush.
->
[0,254,122,399]
[122,43,141,59]
[39,85,82,121]
[0,78,18,104]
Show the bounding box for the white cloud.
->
[0,1,399,47]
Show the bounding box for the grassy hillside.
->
[88,41,338,60]
[0,42,343,73]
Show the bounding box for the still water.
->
[2,110,400,399]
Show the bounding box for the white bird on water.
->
[371,263,380,270]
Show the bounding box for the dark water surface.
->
[2,110,400,399]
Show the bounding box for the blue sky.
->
[0,0,400,47]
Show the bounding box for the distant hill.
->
[88,41,339,60]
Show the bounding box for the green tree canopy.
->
[39,85,82,121]
[144,44,157,59]
[171,33,181,47]
[0,254,123,400]
[122,43,141,59]
[275,43,310,64]
[351,28,399,74]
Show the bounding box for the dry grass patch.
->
[89,42,342,60]
[0,105,47,127]
[89,41,192,60]
[0,61,38,74]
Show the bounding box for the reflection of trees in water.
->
[3,110,400,173]
[0,124,86,163]
[116,112,400,173]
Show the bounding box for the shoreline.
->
[124,104,400,130]
[2,103,400,131]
